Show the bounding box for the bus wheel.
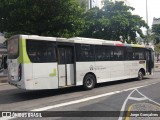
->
[83,74,96,90]
[138,70,144,80]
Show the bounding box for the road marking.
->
[128,97,147,101]
[31,91,121,111]
[118,88,160,120]
[125,105,132,120]
[136,89,160,106]
[118,90,136,120]
[31,82,158,111]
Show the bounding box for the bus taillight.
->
[18,64,22,81]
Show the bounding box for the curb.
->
[0,77,8,84]
[0,79,7,83]
[155,65,160,69]
[155,63,160,69]
[0,83,8,86]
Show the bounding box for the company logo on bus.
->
[90,65,93,70]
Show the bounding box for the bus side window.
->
[76,44,95,62]
[26,40,56,63]
[110,50,114,61]
[133,48,145,60]
[113,47,124,61]
[125,47,133,60]
[95,45,110,61]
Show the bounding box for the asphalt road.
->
[0,69,160,120]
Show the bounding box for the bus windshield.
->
[8,38,19,59]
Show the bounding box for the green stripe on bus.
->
[18,39,31,63]
[49,68,57,77]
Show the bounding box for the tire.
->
[138,70,144,80]
[83,74,96,90]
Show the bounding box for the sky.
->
[124,0,160,27]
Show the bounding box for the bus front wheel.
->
[83,74,96,90]
[138,70,144,80]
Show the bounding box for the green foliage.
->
[152,24,160,35]
[0,0,85,38]
[155,44,160,59]
[81,0,148,43]
[155,44,160,53]
[78,0,88,11]
[152,24,160,44]
[0,0,148,42]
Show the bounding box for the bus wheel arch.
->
[83,72,97,90]
[138,68,145,80]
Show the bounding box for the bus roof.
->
[9,35,147,48]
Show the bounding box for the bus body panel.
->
[76,60,146,86]
[126,61,146,78]
[8,59,19,81]
[76,62,96,86]
[25,63,58,90]
[58,65,66,86]
[9,63,59,90]
[66,64,75,85]
[124,61,132,78]
[23,64,33,81]
[95,61,111,83]
[110,61,125,80]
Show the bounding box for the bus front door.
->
[58,46,75,87]
[146,49,154,74]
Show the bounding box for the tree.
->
[81,0,148,43]
[79,0,89,11]
[152,24,160,44]
[151,24,160,61]
[152,24,160,35]
[0,0,85,38]
[155,44,160,61]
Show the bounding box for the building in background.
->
[152,17,160,61]
[88,0,101,9]
[152,17,160,25]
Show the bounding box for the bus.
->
[7,35,154,90]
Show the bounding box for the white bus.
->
[7,35,154,90]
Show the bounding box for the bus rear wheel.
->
[138,70,144,80]
[83,74,96,90]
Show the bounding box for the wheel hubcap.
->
[139,72,143,79]
[86,77,93,87]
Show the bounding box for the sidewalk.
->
[0,76,8,84]
[155,62,160,68]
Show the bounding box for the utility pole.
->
[89,0,92,9]
[146,0,149,45]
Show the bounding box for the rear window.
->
[8,38,19,59]
[26,40,57,63]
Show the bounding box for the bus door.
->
[58,46,75,87]
[146,49,154,74]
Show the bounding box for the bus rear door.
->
[58,46,75,87]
